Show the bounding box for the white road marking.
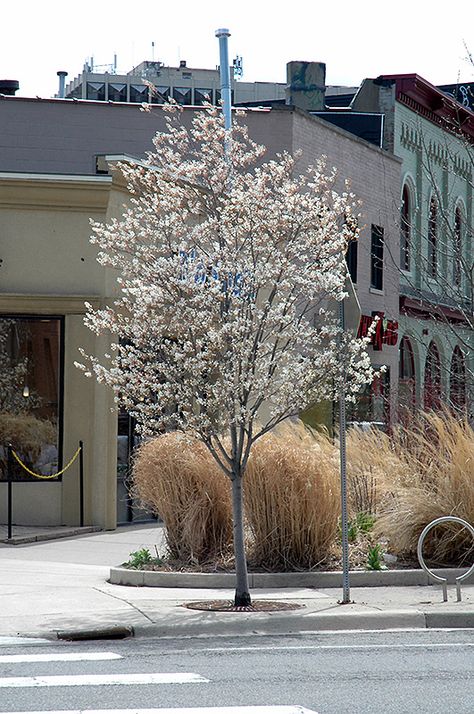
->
[0,636,50,646]
[0,652,123,664]
[0,672,209,688]
[3,708,318,714]
[187,642,474,655]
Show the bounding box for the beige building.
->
[0,75,400,529]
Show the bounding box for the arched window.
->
[450,346,466,412]
[453,206,463,287]
[400,184,411,271]
[428,197,438,278]
[399,336,416,411]
[424,341,441,410]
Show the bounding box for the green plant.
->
[356,511,376,534]
[347,519,358,543]
[126,548,153,569]
[366,543,387,571]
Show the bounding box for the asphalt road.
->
[0,629,473,713]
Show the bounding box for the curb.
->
[110,567,473,589]
[128,608,474,639]
[1,526,102,545]
[57,625,134,641]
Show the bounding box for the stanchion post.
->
[79,440,84,527]
[7,444,13,540]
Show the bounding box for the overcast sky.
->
[1,1,473,98]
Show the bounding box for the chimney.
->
[286,61,326,111]
[0,79,19,96]
[57,71,68,98]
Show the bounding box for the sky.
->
[1,1,473,99]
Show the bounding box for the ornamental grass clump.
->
[132,432,232,564]
[376,412,474,565]
[244,423,340,570]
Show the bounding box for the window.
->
[346,238,358,283]
[173,87,192,105]
[428,197,438,278]
[424,341,441,410]
[86,82,105,101]
[130,84,149,103]
[151,86,170,104]
[0,316,63,481]
[370,225,384,290]
[194,88,213,105]
[450,346,466,412]
[400,184,411,271]
[453,206,463,287]
[108,83,127,102]
[398,336,416,413]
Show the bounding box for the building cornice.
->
[379,74,474,140]
[0,173,112,211]
[0,294,102,314]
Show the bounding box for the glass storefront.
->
[0,316,62,481]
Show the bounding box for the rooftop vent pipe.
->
[57,71,68,98]
[0,80,19,95]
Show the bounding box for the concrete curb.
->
[128,608,474,639]
[1,526,102,545]
[110,567,473,589]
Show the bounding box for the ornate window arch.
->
[424,341,441,410]
[450,346,466,412]
[428,196,438,278]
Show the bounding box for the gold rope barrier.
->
[11,446,82,480]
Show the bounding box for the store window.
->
[424,341,441,410]
[0,316,63,481]
[450,346,466,412]
[347,367,391,429]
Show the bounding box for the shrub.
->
[376,412,474,565]
[132,433,232,564]
[244,422,340,570]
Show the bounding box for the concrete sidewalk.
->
[0,524,472,640]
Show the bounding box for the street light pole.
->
[215,28,232,131]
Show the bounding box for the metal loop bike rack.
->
[417,516,474,602]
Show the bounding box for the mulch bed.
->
[183,600,305,612]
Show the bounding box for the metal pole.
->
[338,300,351,603]
[7,444,13,540]
[215,28,232,131]
[79,440,84,527]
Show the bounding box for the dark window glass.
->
[346,239,358,283]
[151,86,170,104]
[398,336,416,414]
[86,82,105,101]
[400,185,411,271]
[108,82,127,102]
[454,206,462,287]
[424,341,441,410]
[450,346,466,412]
[370,224,384,290]
[194,88,213,105]
[428,197,437,278]
[0,317,62,481]
[130,84,149,103]
[173,87,192,105]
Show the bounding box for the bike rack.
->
[417,516,474,602]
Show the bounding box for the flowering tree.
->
[78,106,373,605]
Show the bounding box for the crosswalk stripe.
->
[0,636,50,646]
[3,708,318,714]
[0,672,209,688]
[0,652,122,664]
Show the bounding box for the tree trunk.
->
[230,472,251,606]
